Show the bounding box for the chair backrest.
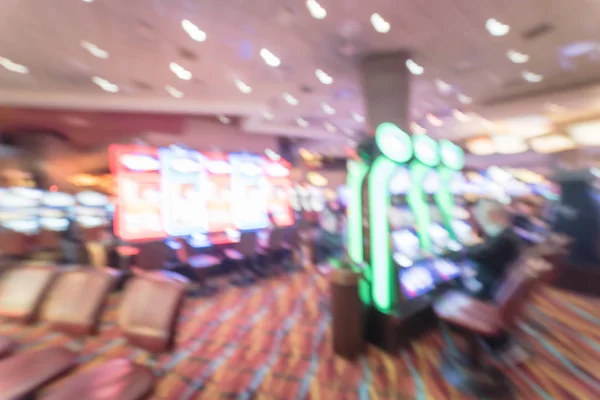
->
[86,242,108,268]
[494,255,549,328]
[283,227,300,249]
[0,265,57,323]
[268,227,286,250]
[237,231,258,257]
[172,238,190,264]
[118,276,186,353]
[40,268,116,335]
[0,230,31,257]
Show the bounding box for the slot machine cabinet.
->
[74,191,110,241]
[109,144,165,242]
[39,192,74,232]
[204,153,237,245]
[263,158,295,227]
[228,153,269,231]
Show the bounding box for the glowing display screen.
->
[398,264,436,299]
[229,153,269,230]
[431,258,462,281]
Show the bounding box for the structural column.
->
[360,51,412,133]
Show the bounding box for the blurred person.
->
[60,216,85,264]
[448,199,527,365]
[315,199,346,263]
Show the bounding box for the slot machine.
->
[263,158,294,227]
[39,191,75,232]
[204,153,237,246]
[0,188,41,235]
[159,146,208,238]
[228,153,269,231]
[109,144,165,241]
[74,191,109,229]
[423,170,452,254]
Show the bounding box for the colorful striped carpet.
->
[1,271,599,399]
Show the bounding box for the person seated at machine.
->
[60,216,86,265]
[447,199,527,364]
[315,200,346,264]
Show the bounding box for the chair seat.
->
[433,290,502,337]
[40,359,155,400]
[0,336,16,359]
[0,346,77,400]
[188,255,221,269]
[145,270,190,285]
[224,249,243,260]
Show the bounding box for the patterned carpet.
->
[1,271,600,399]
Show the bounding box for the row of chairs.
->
[0,265,187,399]
[432,233,570,397]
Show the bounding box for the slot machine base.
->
[365,302,438,354]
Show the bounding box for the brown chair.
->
[257,227,287,274]
[224,231,261,284]
[33,230,62,262]
[0,337,16,359]
[433,255,551,397]
[38,276,186,400]
[0,230,32,260]
[171,237,222,295]
[0,265,58,324]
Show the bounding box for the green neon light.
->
[407,162,433,252]
[434,166,458,241]
[413,135,440,167]
[439,139,465,171]
[368,156,397,312]
[346,159,371,304]
[375,123,413,163]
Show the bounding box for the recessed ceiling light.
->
[522,71,543,83]
[457,93,472,104]
[181,19,207,42]
[82,0,94,3]
[370,13,391,33]
[343,128,354,135]
[260,48,281,67]
[351,112,365,123]
[218,115,231,124]
[283,92,299,105]
[262,110,274,120]
[165,85,184,98]
[0,57,29,74]
[411,122,427,135]
[235,79,252,94]
[435,79,452,93]
[315,69,333,85]
[426,113,443,127]
[324,122,337,133]
[321,102,336,115]
[507,50,529,63]
[169,62,192,80]
[80,40,108,59]
[452,109,469,122]
[485,18,510,36]
[297,117,309,128]
[545,103,565,113]
[405,59,424,75]
[92,76,119,93]
[306,0,327,20]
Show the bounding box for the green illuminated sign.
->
[439,139,465,171]
[375,123,413,163]
[413,135,440,167]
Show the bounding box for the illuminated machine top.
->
[413,135,440,167]
[439,139,465,171]
[375,123,412,163]
[389,167,411,195]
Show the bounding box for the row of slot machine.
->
[109,144,300,246]
[0,187,110,235]
[347,124,553,321]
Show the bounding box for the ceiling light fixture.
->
[321,102,336,115]
[457,93,472,104]
[235,79,252,94]
[343,128,354,136]
[492,135,528,154]
[435,79,452,93]
[406,59,424,75]
[297,117,309,128]
[411,122,427,135]
[315,69,333,84]
[283,92,299,105]
[452,109,469,122]
[530,134,576,154]
[306,0,327,20]
[82,0,94,3]
[507,49,529,63]
[351,112,365,123]
[92,76,119,93]
[370,13,391,33]
[260,48,281,67]
[522,71,543,83]
[169,62,192,80]
[262,110,274,120]
[485,18,510,36]
[466,136,495,156]
[165,85,184,98]
[0,57,29,74]
[218,115,231,124]
[181,19,207,42]
[80,40,109,59]
[324,122,337,133]
[426,113,443,127]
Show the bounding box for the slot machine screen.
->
[431,258,462,282]
[452,220,474,245]
[398,261,436,299]
[229,153,269,230]
[391,229,420,266]
[430,223,450,249]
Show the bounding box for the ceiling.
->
[1,0,600,152]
